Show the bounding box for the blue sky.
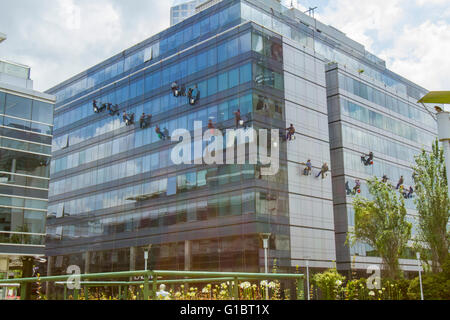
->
[0,0,449,92]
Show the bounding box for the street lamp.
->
[305,258,311,301]
[416,252,424,300]
[418,91,450,197]
[144,250,148,271]
[260,233,271,300]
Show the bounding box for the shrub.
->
[408,257,450,300]
[312,268,346,300]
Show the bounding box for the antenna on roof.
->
[304,6,318,18]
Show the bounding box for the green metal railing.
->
[0,270,305,300]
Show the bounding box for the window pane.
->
[32,100,53,124]
[228,69,239,88]
[5,93,32,120]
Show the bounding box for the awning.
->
[418,91,450,104]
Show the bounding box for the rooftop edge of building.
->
[44,0,428,97]
[0,79,56,102]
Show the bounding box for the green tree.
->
[350,177,412,279]
[412,139,450,273]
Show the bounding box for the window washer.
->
[93,100,99,113]
[361,152,374,166]
[304,160,312,176]
[353,179,361,194]
[208,119,215,135]
[407,186,414,199]
[187,88,193,103]
[345,181,352,195]
[180,85,186,97]
[263,96,269,111]
[400,185,408,199]
[123,111,134,126]
[286,124,296,141]
[171,81,179,97]
[140,112,151,129]
[155,125,165,140]
[107,103,118,116]
[189,85,199,105]
[396,176,404,190]
[163,127,169,140]
[316,162,329,179]
[234,109,242,128]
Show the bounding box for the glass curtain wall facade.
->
[327,65,436,276]
[45,0,436,277]
[0,86,54,258]
[171,0,206,26]
[46,0,294,275]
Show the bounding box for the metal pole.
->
[144,250,148,272]
[435,111,450,198]
[143,272,149,300]
[417,252,424,300]
[306,260,310,301]
[263,239,269,300]
[442,141,450,197]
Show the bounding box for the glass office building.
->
[0,35,55,287]
[171,0,206,26]
[45,0,435,277]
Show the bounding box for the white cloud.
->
[380,20,450,90]
[0,0,171,92]
[1,0,448,93]
[304,0,449,90]
[416,0,450,6]
[318,0,406,52]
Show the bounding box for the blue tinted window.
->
[239,64,252,83]
[160,38,168,54]
[153,72,161,90]
[188,56,197,75]
[183,25,193,43]
[200,17,210,35]
[145,75,152,92]
[239,32,251,53]
[198,81,207,98]
[179,59,188,79]
[207,77,217,96]
[228,69,239,88]
[175,31,183,48]
[227,38,239,58]
[207,47,217,67]
[5,93,32,120]
[197,51,207,71]
[219,7,229,26]
[240,94,252,114]
[218,42,228,63]
[162,68,170,85]
[193,22,200,39]
[210,13,219,30]
[228,3,240,21]
[218,72,228,92]
[32,100,53,125]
